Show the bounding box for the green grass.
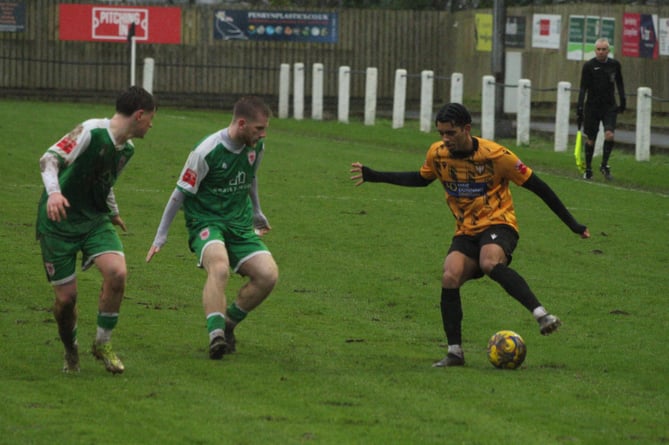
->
[1,100,668,445]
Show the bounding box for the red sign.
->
[59,4,181,44]
[622,13,640,57]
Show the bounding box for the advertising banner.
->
[475,13,492,52]
[213,10,337,43]
[532,14,561,49]
[59,3,181,44]
[0,0,25,32]
[622,13,659,58]
[660,17,669,56]
[505,16,526,49]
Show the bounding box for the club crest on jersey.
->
[181,168,197,187]
[248,151,256,165]
[515,160,528,174]
[199,228,210,240]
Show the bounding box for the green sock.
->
[206,312,226,333]
[97,312,118,330]
[226,302,248,325]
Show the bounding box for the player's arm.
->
[350,162,433,187]
[146,188,186,262]
[616,62,626,112]
[40,124,92,222]
[521,173,590,238]
[39,152,70,222]
[576,63,589,117]
[249,149,270,235]
[106,188,127,232]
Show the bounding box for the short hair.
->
[595,37,610,48]
[233,96,272,121]
[435,102,472,127]
[116,86,156,116]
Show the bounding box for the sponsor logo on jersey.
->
[56,137,77,154]
[443,181,487,197]
[199,228,210,240]
[181,168,197,186]
[248,150,256,165]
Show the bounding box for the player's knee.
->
[255,260,279,291]
[442,269,463,288]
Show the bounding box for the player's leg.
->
[479,226,561,335]
[83,223,127,374]
[53,279,80,373]
[600,109,618,180]
[582,109,600,180]
[225,252,278,353]
[200,241,231,359]
[433,237,481,368]
[39,233,80,373]
[90,252,127,374]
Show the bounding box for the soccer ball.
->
[487,330,527,369]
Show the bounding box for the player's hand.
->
[580,228,590,239]
[350,162,365,186]
[46,192,70,222]
[146,245,160,263]
[253,212,271,236]
[110,214,127,232]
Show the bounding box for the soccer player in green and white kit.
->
[146,96,278,359]
[37,86,157,374]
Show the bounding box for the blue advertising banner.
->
[214,10,338,43]
[0,1,26,32]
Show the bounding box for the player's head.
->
[435,103,472,128]
[435,103,473,156]
[595,38,610,62]
[116,86,157,139]
[116,86,157,117]
[232,96,272,146]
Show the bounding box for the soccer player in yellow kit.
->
[351,103,590,367]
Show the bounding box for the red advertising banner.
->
[623,13,641,57]
[622,12,659,58]
[59,4,181,44]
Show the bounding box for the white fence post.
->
[278,63,290,119]
[392,69,407,129]
[311,63,324,121]
[420,70,434,133]
[636,86,652,161]
[364,67,378,126]
[516,78,531,146]
[142,58,154,94]
[554,81,571,152]
[293,63,305,120]
[481,75,495,140]
[338,65,351,124]
[450,72,463,104]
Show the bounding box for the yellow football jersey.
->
[419,137,533,236]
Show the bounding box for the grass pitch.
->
[1,100,668,444]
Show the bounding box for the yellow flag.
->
[574,130,585,173]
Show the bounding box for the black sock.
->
[488,263,541,312]
[602,140,614,166]
[585,143,594,170]
[440,288,463,346]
